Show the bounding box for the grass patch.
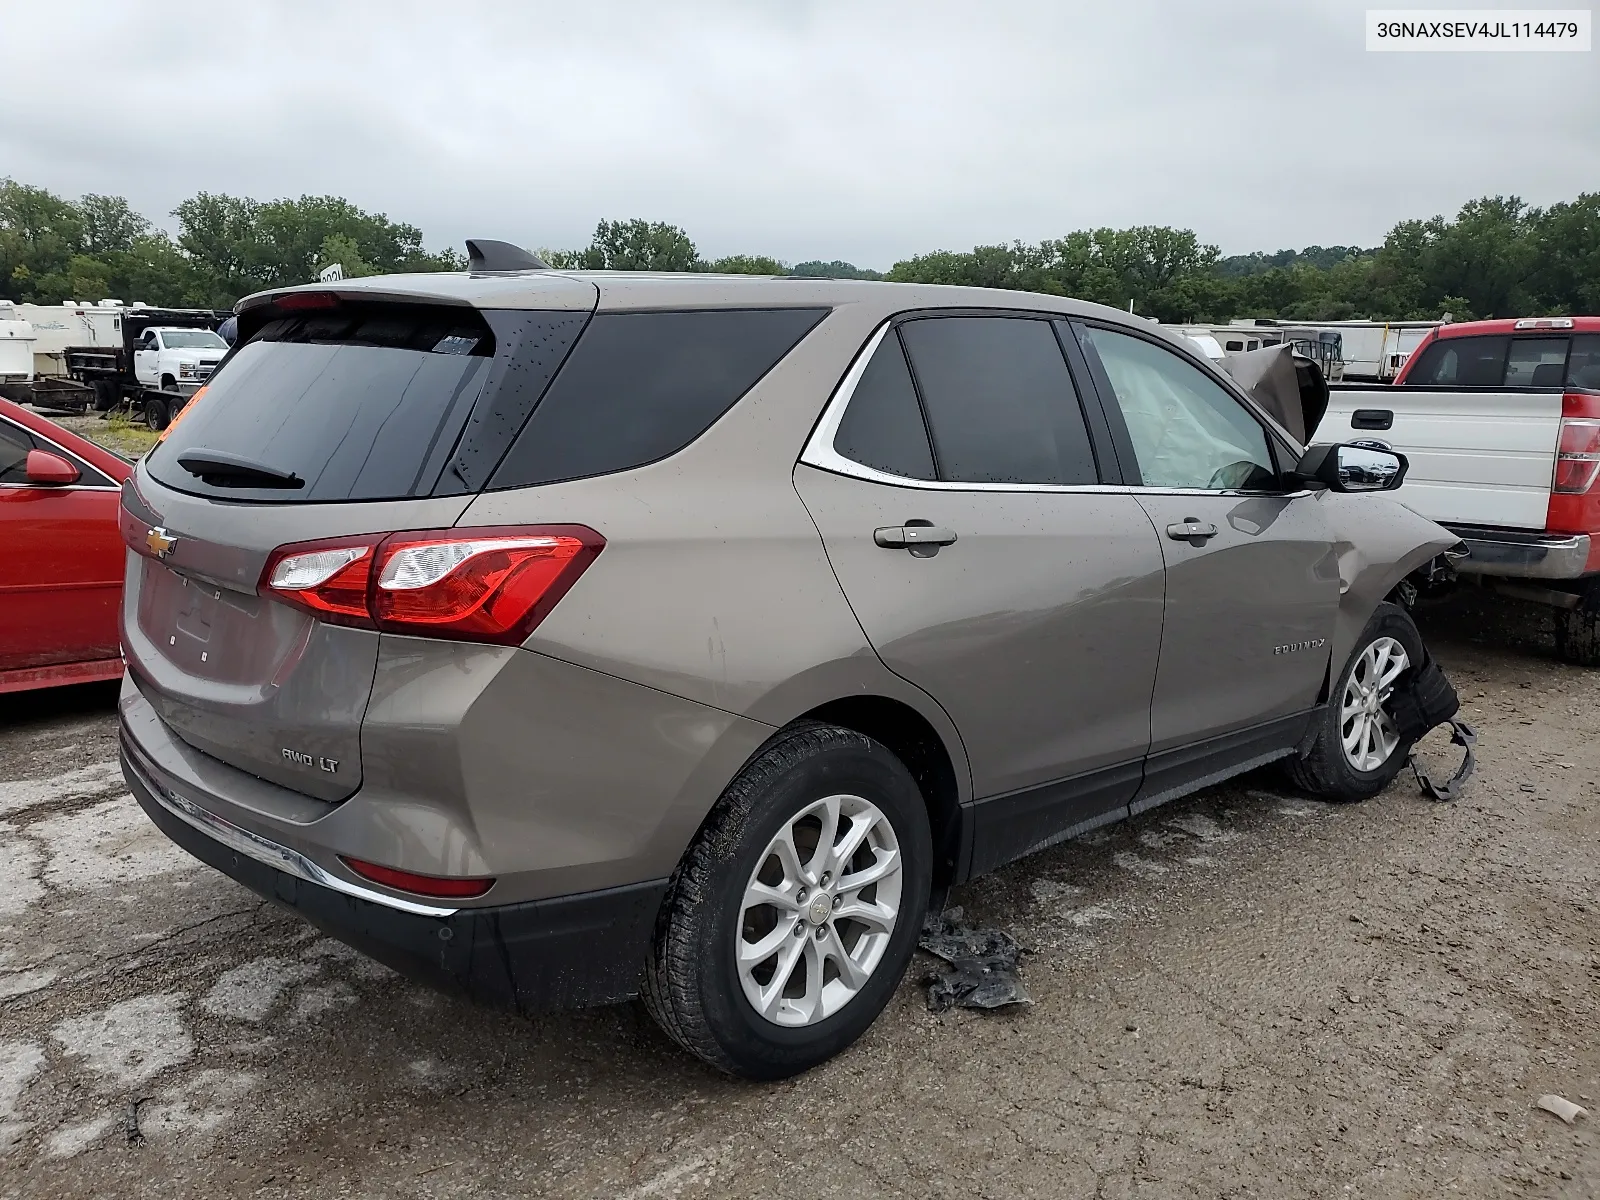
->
[87,413,160,459]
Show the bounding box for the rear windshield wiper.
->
[175,450,305,489]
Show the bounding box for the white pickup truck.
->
[1318,317,1600,662]
[132,325,228,395]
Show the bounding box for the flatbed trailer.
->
[60,307,228,428]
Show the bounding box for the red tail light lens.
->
[341,856,494,899]
[1554,418,1600,494]
[258,525,603,644]
[373,529,601,642]
[262,537,376,625]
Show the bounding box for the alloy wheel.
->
[1340,635,1410,772]
[736,793,903,1027]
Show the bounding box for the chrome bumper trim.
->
[1450,531,1591,580]
[124,742,458,918]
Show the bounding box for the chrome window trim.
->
[798,319,1312,501]
[126,745,459,918]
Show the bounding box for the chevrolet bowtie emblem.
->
[146,527,178,559]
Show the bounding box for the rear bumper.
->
[1446,526,1592,580]
[122,734,667,1012]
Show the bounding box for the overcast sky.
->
[6,1,1596,268]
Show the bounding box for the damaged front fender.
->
[1318,491,1459,673]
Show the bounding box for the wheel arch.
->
[796,694,966,887]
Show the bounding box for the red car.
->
[0,397,134,693]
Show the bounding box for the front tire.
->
[643,722,932,1079]
[1285,602,1425,802]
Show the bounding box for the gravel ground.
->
[1,595,1596,1199]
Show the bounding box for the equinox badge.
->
[146,527,178,559]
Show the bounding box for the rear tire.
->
[643,722,932,1079]
[143,395,170,431]
[1285,602,1425,802]
[1554,605,1600,666]
[92,380,120,412]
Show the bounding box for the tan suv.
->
[119,247,1455,1077]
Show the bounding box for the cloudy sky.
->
[7,1,1596,268]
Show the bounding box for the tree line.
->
[2,178,1595,323]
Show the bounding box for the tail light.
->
[259,525,603,644]
[1554,418,1600,494]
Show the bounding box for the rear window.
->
[1405,336,1510,386]
[148,303,515,504]
[1567,334,1600,389]
[488,308,828,489]
[1504,337,1569,387]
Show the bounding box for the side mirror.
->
[24,449,81,486]
[1293,442,1407,493]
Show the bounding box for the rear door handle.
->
[875,524,958,554]
[1165,518,1218,546]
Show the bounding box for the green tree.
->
[791,260,883,280]
[708,254,788,275]
[590,219,702,271]
[78,194,150,256]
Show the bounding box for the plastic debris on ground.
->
[919,906,1031,1013]
[1535,1094,1589,1124]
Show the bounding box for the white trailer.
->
[15,301,139,378]
[1222,319,1442,382]
[0,302,36,387]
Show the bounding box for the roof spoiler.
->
[465,239,549,273]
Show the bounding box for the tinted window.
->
[1082,325,1275,491]
[147,303,500,503]
[1405,336,1509,386]
[832,331,935,479]
[898,317,1096,485]
[1569,334,1600,390]
[0,420,35,484]
[1505,337,1570,387]
[492,308,828,488]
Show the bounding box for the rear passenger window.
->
[897,317,1097,485]
[832,331,935,479]
[1505,337,1569,387]
[491,308,827,488]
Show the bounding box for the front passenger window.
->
[1081,325,1276,491]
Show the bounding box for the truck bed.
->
[1319,384,1564,531]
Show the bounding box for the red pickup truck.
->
[1318,316,1600,662]
[0,398,134,693]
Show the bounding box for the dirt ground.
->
[1,593,1596,1200]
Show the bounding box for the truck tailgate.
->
[1320,386,1560,530]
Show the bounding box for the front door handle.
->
[875,524,958,557]
[1165,518,1218,546]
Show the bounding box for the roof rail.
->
[465,239,549,273]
